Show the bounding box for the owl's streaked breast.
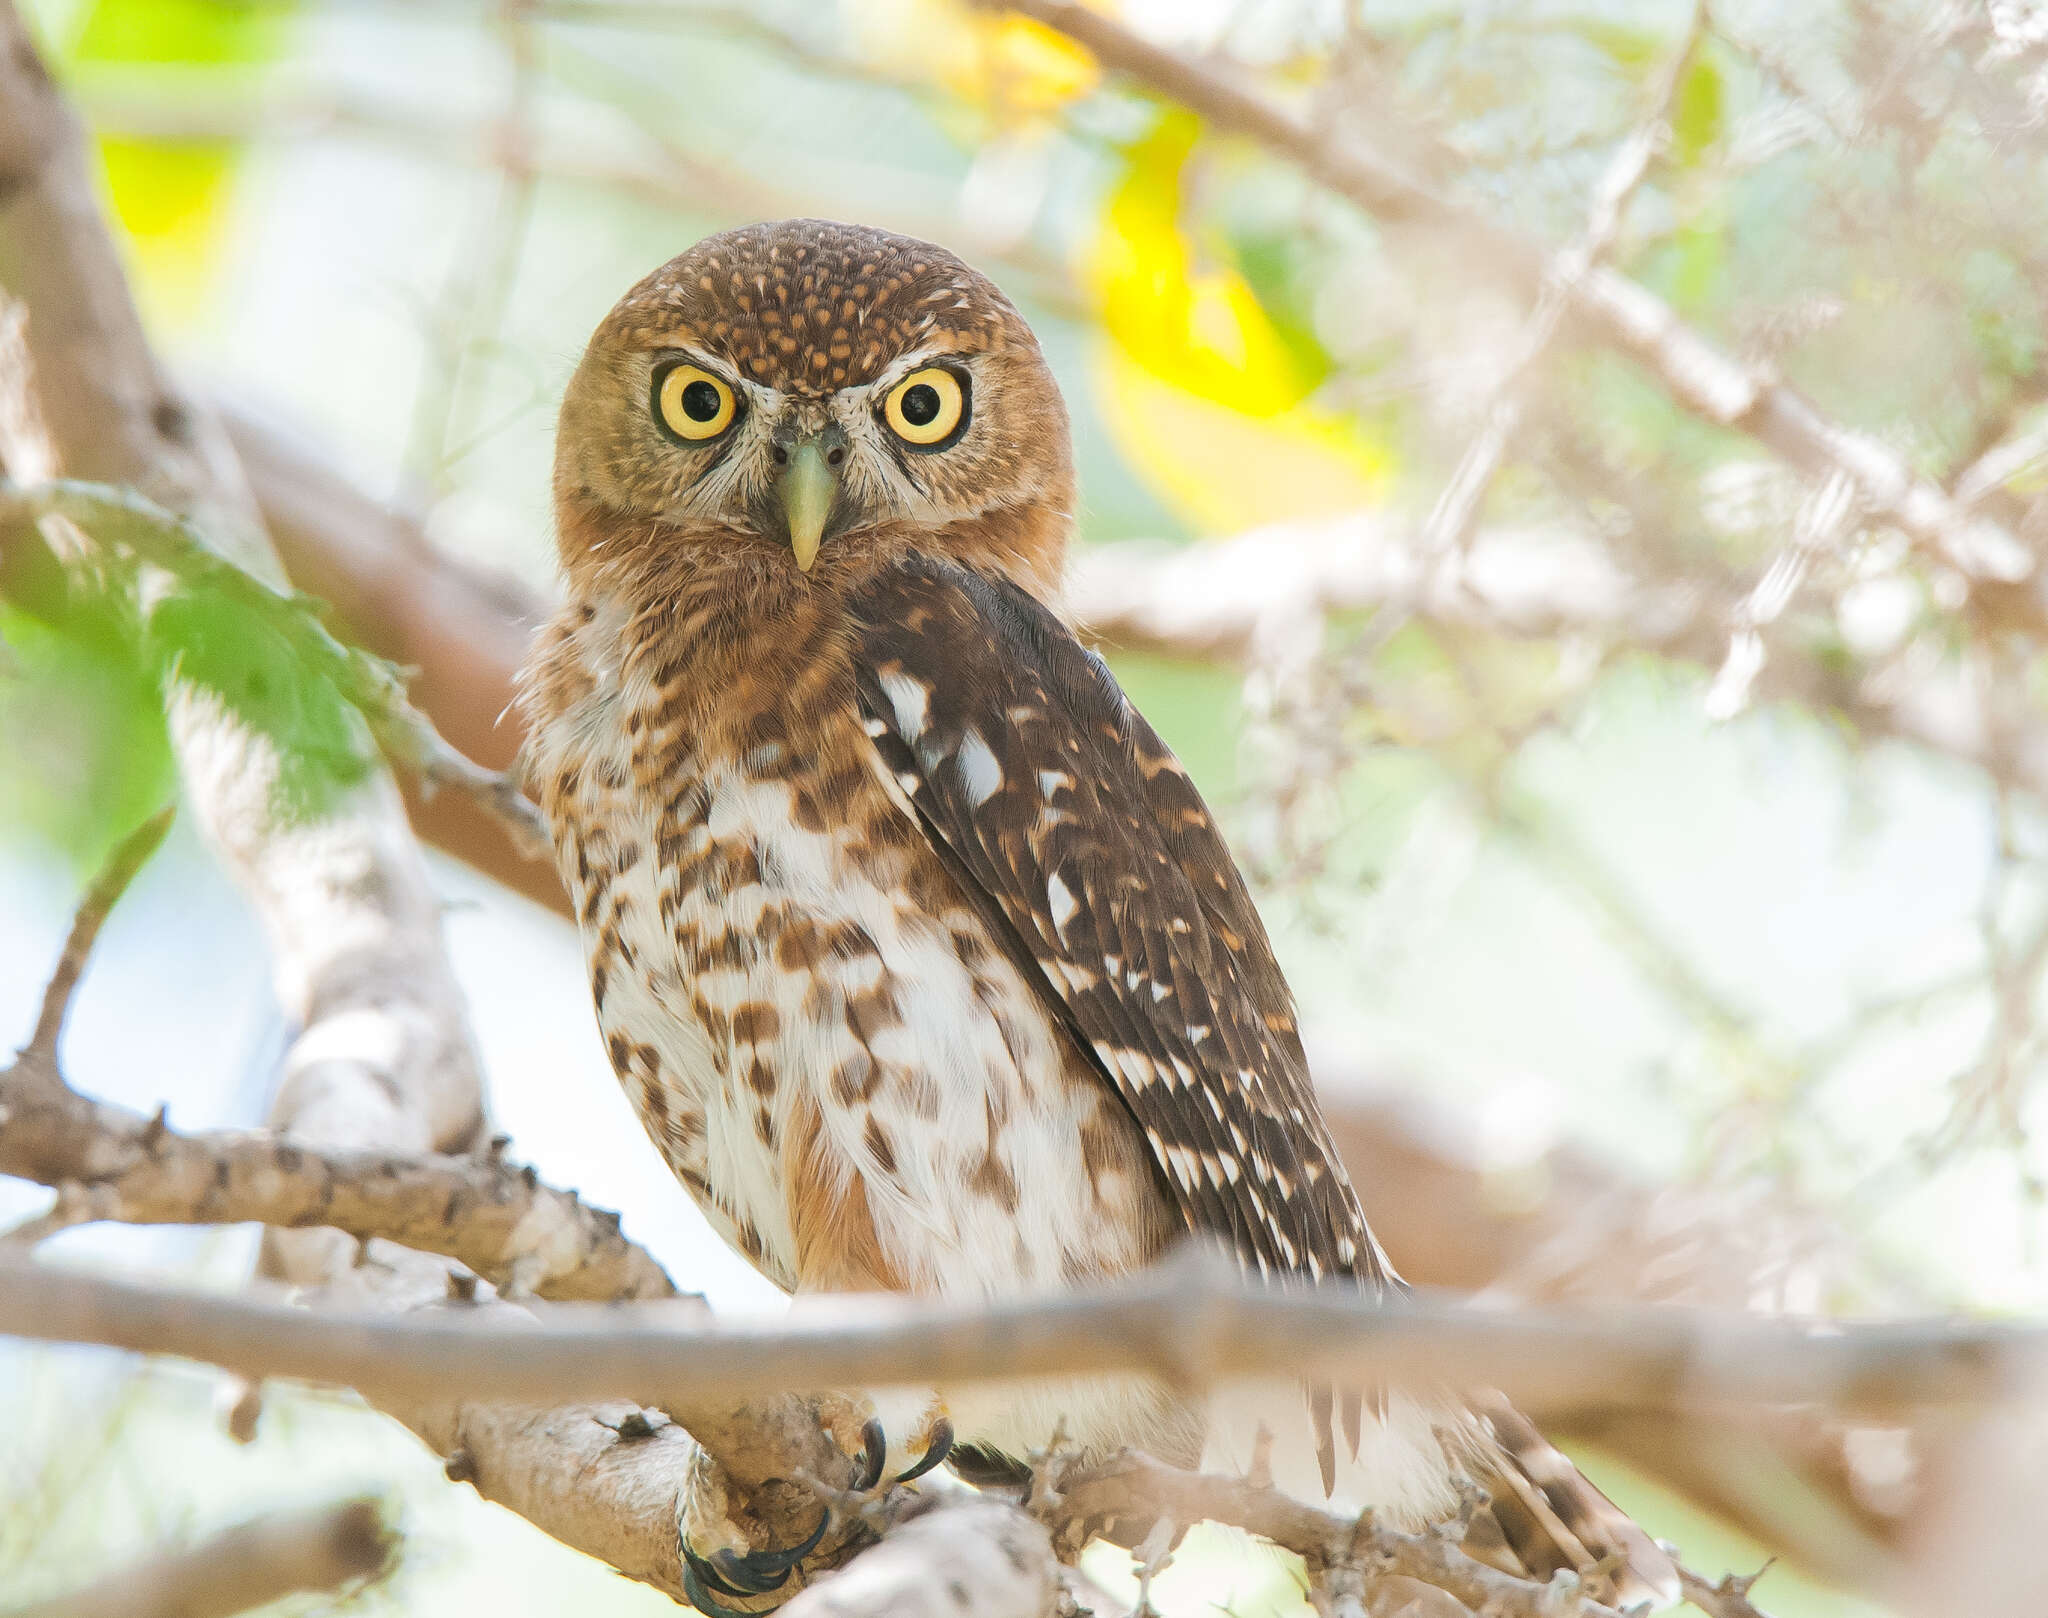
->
[521,587,1172,1304]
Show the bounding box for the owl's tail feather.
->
[1465,1392,1678,1610]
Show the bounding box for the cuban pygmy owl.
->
[520,218,1673,1610]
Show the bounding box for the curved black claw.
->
[683,1562,771,1618]
[855,1417,889,1492]
[893,1417,954,1485]
[681,1512,829,1613]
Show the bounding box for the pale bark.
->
[2,1501,389,1618]
[2,1250,2039,1425]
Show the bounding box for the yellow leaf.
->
[1093,344,1391,534]
[1086,110,1392,530]
[94,138,232,329]
[843,0,1097,120]
[978,14,1098,114]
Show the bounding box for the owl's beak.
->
[776,438,838,573]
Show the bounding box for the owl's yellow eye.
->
[654,363,737,442]
[882,367,967,447]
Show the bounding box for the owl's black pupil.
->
[680,378,723,422]
[901,383,943,427]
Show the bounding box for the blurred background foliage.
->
[7,1,2048,1614]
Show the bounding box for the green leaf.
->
[1671,50,1725,169]
[146,587,376,825]
[0,599,173,866]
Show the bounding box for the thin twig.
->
[22,807,173,1062]
[1416,1,1706,566]
[984,0,2041,604]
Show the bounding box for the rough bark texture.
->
[777,1501,1058,1618]
[0,1069,675,1301]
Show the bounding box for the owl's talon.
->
[683,1561,771,1618]
[683,1542,754,1601]
[893,1416,954,1485]
[855,1417,888,1492]
[737,1511,829,1581]
[681,1511,828,1612]
[709,1548,791,1596]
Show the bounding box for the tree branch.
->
[1053,1450,1635,1618]
[0,1249,2038,1425]
[0,825,851,1603]
[3,1498,392,1618]
[18,807,172,1067]
[0,14,736,1597]
[778,1499,1058,1618]
[0,476,545,857]
[0,0,493,1269]
[0,1064,675,1301]
[985,0,2044,623]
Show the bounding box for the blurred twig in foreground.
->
[2,1499,392,1618]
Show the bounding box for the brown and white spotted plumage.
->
[521,218,1673,1606]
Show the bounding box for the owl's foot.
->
[681,1513,828,1617]
[677,1416,953,1615]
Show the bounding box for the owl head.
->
[554,219,1075,598]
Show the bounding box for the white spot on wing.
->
[1047,873,1079,943]
[956,727,1003,806]
[879,670,931,742]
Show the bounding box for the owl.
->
[520,219,1673,1612]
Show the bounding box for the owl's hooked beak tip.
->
[777,439,838,573]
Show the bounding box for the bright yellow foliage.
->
[845,0,1098,122]
[1087,111,1391,531]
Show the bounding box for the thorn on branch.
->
[1246,1421,1275,1491]
[606,1408,673,1441]
[217,1374,265,1445]
[1671,1552,1778,1618]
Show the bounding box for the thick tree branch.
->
[777,1500,1057,1618]
[0,0,492,1256]
[0,16,740,1597]
[223,404,564,910]
[2,1500,392,1618]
